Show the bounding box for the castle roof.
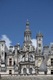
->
[36,32,43,38]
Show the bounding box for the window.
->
[39,49,41,53]
[51,58,53,66]
[39,38,41,41]
[14,61,15,65]
[9,58,12,66]
[39,44,41,47]
[51,47,53,51]
[29,68,32,74]
[9,70,12,75]
[2,44,3,46]
[23,68,26,75]
[51,70,53,74]
[45,71,47,75]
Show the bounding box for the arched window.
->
[23,68,26,75]
[29,68,32,74]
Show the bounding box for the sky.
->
[0,0,53,48]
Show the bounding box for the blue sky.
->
[0,0,53,47]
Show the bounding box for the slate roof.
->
[39,60,47,72]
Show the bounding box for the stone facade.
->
[0,20,53,76]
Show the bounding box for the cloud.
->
[31,39,37,49]
[1,35,12,49]
[0,35,37,50]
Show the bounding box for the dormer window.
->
[39,49,41,53]
[51,58,53,66]
[9,58,12,66]
[2,44,3,46]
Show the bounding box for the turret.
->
[36,32,43,55]
[0,40,7,71]
[0,40,6,63]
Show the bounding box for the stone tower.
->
[36,32,43,55]
[0,40,6,71]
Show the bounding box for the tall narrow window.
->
[39,49,41,53]
[51,58,53,66]
[9,70,12,75]
[29,68,32,74]
[51,70,53,75]
[23,68,26,75]
[9,58,12,66]
[39,44,41,47]
[2,44,3,46]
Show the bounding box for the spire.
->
[25,19,31,33]
[24,20,32,45]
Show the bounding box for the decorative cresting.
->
[24,20,32,45]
